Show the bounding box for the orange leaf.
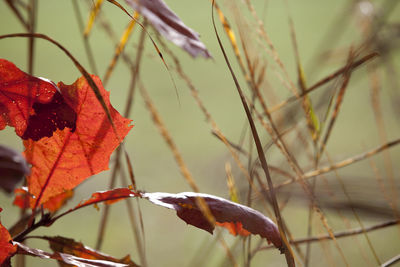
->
[0,209,17,265]
[24,75,133,208]
[14,187,74,212]
[13,187,31,210]
[74,188,138,209]
[43,190,74,212]
[0,59,77,140]
[143,192,283,250]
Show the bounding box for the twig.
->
[254,219,399,253]
[268,52,379,114]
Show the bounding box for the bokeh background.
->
[1,0,400,266]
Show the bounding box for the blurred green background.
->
[1,0,400,266]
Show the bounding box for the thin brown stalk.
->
[103,12,139,85]
[213,131,298,183]
[318,50,355,158]
[245,131,254,267]
[292,138,400,183]
[243,0,298,97]
[275,138,400,192]
[254,219,399,252]
[368,63,398,217]
[248,91,349,265]
[213,2,249,83]
[87,2,134,69]
[95,153,121,250]
[248,92,346,264]
[72,0,99,74]
[212,2,295,265]
[95,27,147,250]
[304,198,314,267]
[105,0,180,100]
[5,0,29,30]
[326,153,381,265]
[252,171,305,263]
[235,18,308,191]
[285,0,319,145]
[120,166,147,267]
[249,103,303,183]
[138,81,215,225]
[186,236,219,267]
[153,35,268,211]
[212,131,249,156]
[368,158,399,223]
[225,162,239,203]
[138,82,199,192]
[305,1,353,78]
[218,234,239,267]
[84,0,104,37]
[268,52,379,114]
[319,176,373,266]
[27,0,37,75]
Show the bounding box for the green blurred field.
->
[1,1,400,266]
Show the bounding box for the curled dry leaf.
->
[24,75,133,208]
[0,59,77,141]
[46,236,139,267]
[143,192,283,250]
[0,208,17,265]
[124,0,211,58]
[14,241,132,267]
[0,144,29,193]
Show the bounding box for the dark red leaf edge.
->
[142,192,283,250]
[0,59,77,141]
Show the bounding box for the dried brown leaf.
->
[124,0,211,58]
[143,192,283,250]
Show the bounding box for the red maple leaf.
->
[23,75,133,209]
[0,59,76,140]
[0,208,17,265]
